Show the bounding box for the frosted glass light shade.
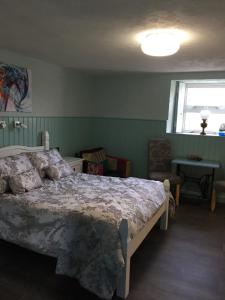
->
[141,31,180,57]
[200,109,210,120]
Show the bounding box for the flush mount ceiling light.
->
[141,30,181,57]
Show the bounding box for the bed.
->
[0,132,170,299]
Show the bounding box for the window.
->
[167,79,225,135]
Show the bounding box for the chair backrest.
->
[148,139,172,173]
[80,147,106,163]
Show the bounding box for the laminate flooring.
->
[0,203,224,300]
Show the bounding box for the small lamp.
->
[200,109,210,135]
[0,121,6,129]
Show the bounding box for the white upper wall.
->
[92,74,170,120]
[92,71,225,120]
[0,49,93,116]
[2,48,225,120]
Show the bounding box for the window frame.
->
[167,79,225,135]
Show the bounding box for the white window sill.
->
[166,132,225,137]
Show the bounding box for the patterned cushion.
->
[149,172,181,185]
[27,151,49,177]
[48,149,63,165]
[84,161,104,175]
[0,154,34,192]
[149,139,172,172]
[149,159,171,172]
[0,177,7,194]
[81,148,106,163]
[106,155,131,178]
[45,160,74,180]
[28,149,62,178]
[9,168,43,194]
[0,153,33,177]
[0,157,12,177]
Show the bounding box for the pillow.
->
[27,151,49,177]
[84,161,104,175]
[45,160,74,180]
[0,177,7,194]
[48,149,63,164]
[28,149,62,177]
[9,168,43,194]
[0,153,33,177]
[0,154,34,191]
[0,157,12,177]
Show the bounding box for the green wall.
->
[91,117,225,179]
[0,116,92,156]
[1,117,225,180]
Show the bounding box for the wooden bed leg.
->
[175,184,180,206]
[160,199,169,230]
[160,179,170,231]
[117,219,130,299]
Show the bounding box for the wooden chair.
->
[148,139,182,206]
[80,147,131,178]
[211,180,225,212]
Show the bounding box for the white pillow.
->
[45,160,74,180]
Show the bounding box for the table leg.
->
[209,168,215,210]
[175,184,180,206]
[211,189,216,212]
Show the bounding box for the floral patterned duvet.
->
[0,173,166,299]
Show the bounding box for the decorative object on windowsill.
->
[219,123,225,136]
[13,120,27,128]
[0,121,6,129]
[200,109,210,135]
[186,154,202,161]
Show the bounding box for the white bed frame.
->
[0,131,170,299]
[0,131,49,158]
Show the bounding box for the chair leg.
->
[175,184,180,206]
[211,188,216,212]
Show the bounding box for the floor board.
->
[0,203,224,300]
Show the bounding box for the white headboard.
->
[0,131,49,158]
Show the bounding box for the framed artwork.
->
[0,62,32,112]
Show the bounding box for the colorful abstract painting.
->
[0,63,32,112]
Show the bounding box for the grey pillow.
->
[9,168,43,194]
[0,153,33,177]
[45,160,74,180]
[27,149,63,178]
[0,154,34,191]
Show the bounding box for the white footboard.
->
[117,179,170,298]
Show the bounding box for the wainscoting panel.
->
[0,116,92,156]
[1,116,225,179]
[91,118,225,179]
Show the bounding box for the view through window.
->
[168,80,225,135]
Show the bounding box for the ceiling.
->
[1,0,225,73]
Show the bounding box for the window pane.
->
[186,87,225,107]
[183,112,225,133]
[207,113,225,132]
[183,112,202,132]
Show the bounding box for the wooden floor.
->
[0,203,224,300]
